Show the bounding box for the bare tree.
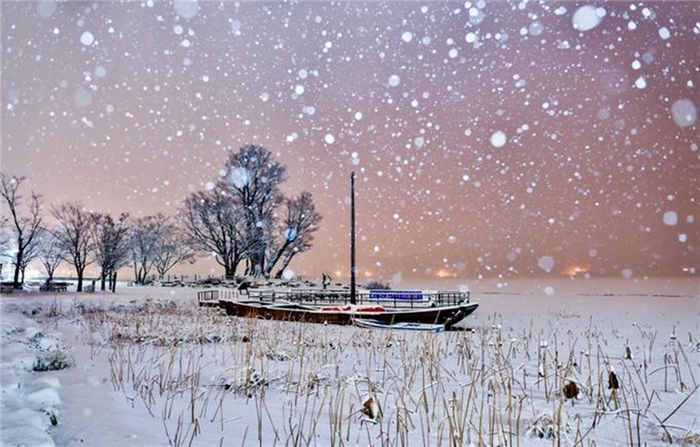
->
[130,213,169,284]
[266,191,322,278]
[36,228,63,282]
[51,202,94,292]
[224,145,286,277]
[91,212,131,291]
[153,220,196,277]
[179,188,245,278]
[0,173,43,287]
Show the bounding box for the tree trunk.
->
[76,269,84,292]
[136,265,148,284]
[100,274,107,291]
[223,256,242,279]
[264,240,292,278]
[12,248,23,286]
[274,251,297,279]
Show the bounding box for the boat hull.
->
[353,319,446,332]
[219,300,478,328]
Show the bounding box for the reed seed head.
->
[562,379,578,399]
[608,370,620,390]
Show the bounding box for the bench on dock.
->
[0,282,16,294]
[40,281,69,292]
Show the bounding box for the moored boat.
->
[218,300,477,327]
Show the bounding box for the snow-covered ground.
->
[1,277,698,446]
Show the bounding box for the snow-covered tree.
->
[153,218,196,277]
[51,202,94,292]
[36,228,63,282]
[180,188,245,278]
[0,173,42,287]
[224,145,287,277]
[91,212,131,291]
[130,213,169,284]
[183,146,323,279]
[266,191,322,278]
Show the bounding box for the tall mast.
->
[350,171,357,305]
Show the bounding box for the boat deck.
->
[198,288,470,309]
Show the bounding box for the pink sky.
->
[2,1,698,281]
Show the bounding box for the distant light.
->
[565,266,588,276]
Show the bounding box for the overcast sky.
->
[2,1,698,282]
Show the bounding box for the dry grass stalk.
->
[43,292,697,447]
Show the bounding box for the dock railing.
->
[198,288,469,309]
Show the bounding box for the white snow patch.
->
[28,387,62,408]
[73,88,92,108]
[572,5,605,31]
[80,31,94,46]
[173,0,199,19]
[36,0,57,19]
[671,99,697,127]
[537,256,556,273]
[663,211,678,226]
[230,167,250,188]
[230,19,242,35]
[529,21,544,36]
[490,131,507,148]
